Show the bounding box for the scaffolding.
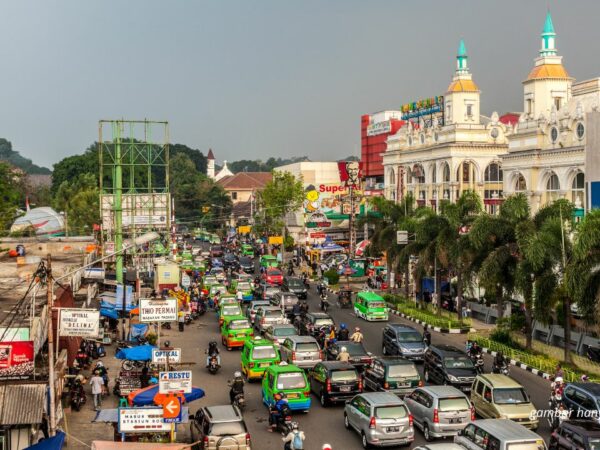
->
[98,120,171,281]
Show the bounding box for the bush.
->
[323,268,340,285]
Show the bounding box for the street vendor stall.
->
[114,345,157,397]
[307,239,345,264]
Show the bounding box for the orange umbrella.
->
[129,307,139,315]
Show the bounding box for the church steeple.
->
[540,11,557,56]
[456,39,468,74]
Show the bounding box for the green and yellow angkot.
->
[354,291,389,321]
[240,338,280,380]
[262,362,311,412]
[221,315,254,350]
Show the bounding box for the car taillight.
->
[433,408,439,423]
[471,406,475,421]
[358,379,363,391]
[248,362,254,368]
[319,350,324,359]
[203,436,209,446]
[369,417,376,429]
[245,433,251,446]
[409,414,413,427]
[383,382,389,389]
[292,351,296,360]
[304,390,310,397]
[326,379,331,392]
[418,380,424,387]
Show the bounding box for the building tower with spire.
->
[444,39,481,125]
[523,11,572,119]
[207,148,215,179]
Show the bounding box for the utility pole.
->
[114,122,124,286]
[46,255,56,437]
[349,185,356,257]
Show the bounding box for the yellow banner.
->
[268,236,283,245]
[238,225,251,234]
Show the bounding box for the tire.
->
[361,432,370,449]
[122,360,134,371]
[320,392,328,407]
[423,424,432,441]
[344,413,350,429]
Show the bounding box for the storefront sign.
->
[401,95,444,120]
[238,225,251,234]
[310,232,326,239]
[118,407,171,433]
[59,309,100,337]
[0,341,34,380]
[139,298,178,323]
[159,370,192,394]
[268,236,283,245]
[366,120,392,136]
[306,221,332,229]
[152,348,182,364]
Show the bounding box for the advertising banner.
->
[118,407,171,433]
[0,341,34,380]
[238,225,251,234]
[152,348,182,364]
[139,298,178,323]
[159,370,192,394]
[59,309,100,337]
[268,236,283,245]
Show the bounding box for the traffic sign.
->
[159,370,192,394]
[161,395,182,423]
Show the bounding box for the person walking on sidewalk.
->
[90,370,104,411]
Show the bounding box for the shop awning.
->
[115,344,155,361]
[24,432,66,450]
[91,442,187,450]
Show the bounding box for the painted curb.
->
[480,347,552,380]
[389,308,474,334]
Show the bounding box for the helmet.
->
[234,371,242,378]
[322,445,333,450]
[210,341,217,346]
[274,393,282,400]
[340,323,346,329]
[497,351,503,357]
[555,376,564,384]
[291,422,299,430]
[355,327,360,332]
[164,341,171,348]
[341,347,347,353]
[96,361,104,367]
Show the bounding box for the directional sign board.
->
[159,370,192,394]
[118,407,171,433]
[152,348,182,364]
[161,396,182,423]
[139,298,178,323]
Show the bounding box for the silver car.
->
[279,336,322,369]
[404,386,472,441]
[246,300,270,324]
[344,392,414,448]
[254,306,288,333]
[263,324,299,345]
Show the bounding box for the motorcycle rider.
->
[299,301,309,315]
[320,290,329,311]
[205,341,221,367]
[493,351,507,373]
[550,376,564,410]
[229,371,245,404]
[350,327,363,343]
[337,323,350,341]
[336,346,351,362]
[423,329,431,347]
[269,393,289,431]
[282,422,305,450]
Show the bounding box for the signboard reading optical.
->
[139,298,178,323]
[152,348,182,364]
[59,309,100,337]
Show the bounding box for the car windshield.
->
[223,307,242,316]
[282,296,298,305]
[240,257,251,264]
[268,269,282,276]
[397,331,422,343]
[444,356,474,369]
[211,268,224,274]
[209,421,247,436]
[367,301,386,309]
[273,327,296,336]
[296,342,319,352]
[276,372,306,390]
[204,277,217,284]
[493,387,530,404]
[374,405,408,419]
[252,346,277,359]
[314,318,334,327]
[251,303,269,311]
[237,283,251,291]
[264,310,283,318]
[341,342,366,356]
[288,279,303,287]
[266,288,280,295]
[387,364,419,379]
[331,369,357,382]
[439,397,471,411]
[229,320,250,330]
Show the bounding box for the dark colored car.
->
[362,357,423,397]
[423,345,477,393]
[382,323,427,361]
[549,419,600,449]
[297,312,335,337]
[562,383,600,421]
[326,340,372,371]
[282,277,308,299]
[210,245,224,258]
[270,292,299,315]
[239,256,254,273]
[309,361,362,407]
[223,253,239,270]
[254,282,281,300]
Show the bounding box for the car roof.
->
[357,291,385,301]
[568,382,600,396]
[413,445,467,450]
[259,306,282,311]
[562,419,600,435]
[204,405,243,423]
[472,419,545,440]
[268,323,296,329]
[387,323,419,332]
[286,335,318,343]
[375,357,416,367]
[267,362,305,374]
[360,392,406,406]
[418,385,468,398]
[431,344,465,355]
[246,338,275,347]
[319,361,356,371]
[478,374,524,388]
[250,300,270,306]
[308,312,333,319]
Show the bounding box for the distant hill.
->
[0,138,51,174]
[228,156,310,173]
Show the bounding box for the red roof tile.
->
[217,172,272,190]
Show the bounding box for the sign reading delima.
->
[159,370,192,394]
[59,309,100,337]
[118,407,171,433]
[152,348,182,364]
[139,298,178,323]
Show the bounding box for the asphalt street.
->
[169,276,554,450]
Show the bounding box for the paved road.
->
[174,279,554,450]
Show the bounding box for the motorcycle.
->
[320,293,329,312]
[270,403,293,435]
[492,362,509,376]
[70,379,86,412]
[547,390,564,428]
[337,290,352,309]
[75,350,91,369]
[121,360,145,371]
[184,314,192,325]
[207,355,220,375]
[233,392,246,411]
[470,353,485,374]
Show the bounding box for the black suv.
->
[382,323,426,361]
[308,361,362,406]
[223,253,239,270]
[325,340,372,371]
[549,419,600,449]
[239,256,254,273]
[362,357,422,397]
[423,344,477,392]
[562,383,600,421]
[282,277,308,299]
[297,312,334,337]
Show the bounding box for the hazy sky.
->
[1,0,600,169]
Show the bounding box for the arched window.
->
[442,163,450,182]
[546,172,560,203]
[457,161,475,184]
[484,163,503,183]
[431,165,437,184]
[388,168,396,186]
[412,164,425,184]
[572,172,585,206]
[515,174,527,192]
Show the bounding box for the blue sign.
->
[591,181,600,209]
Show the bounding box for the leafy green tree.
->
[0,162,24,233]
[53,173,99,234]
[51,144,99,194]
[256,171,304,237]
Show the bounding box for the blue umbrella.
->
[24,432,66,450]
[115,344,156,361]
[100,308,118,320]
[129,384,206,406]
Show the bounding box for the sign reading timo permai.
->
[139,298,178,323]
[59,309,100,337]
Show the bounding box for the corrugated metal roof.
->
[0,383,46,425]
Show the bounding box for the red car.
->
[262,267,283,285]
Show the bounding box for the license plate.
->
[449,418,462,424]
[236,334,245,337]
[461,386,471,392]
[260,363,270,368]
[339,386,351,392]
[287,393,299,399]
[386,426,400,433]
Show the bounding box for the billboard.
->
[159,370,192,394]
[401,96,444,120]
[101,193,171,232]
[337,161,362,189]
[118,407,171,433]
[0,341,34,380]
[59,309,100,337]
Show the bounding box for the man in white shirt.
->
[90,370,104,411]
